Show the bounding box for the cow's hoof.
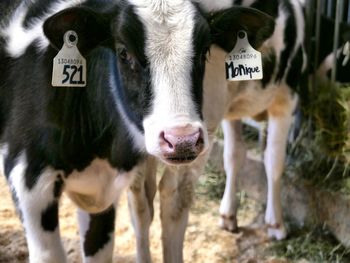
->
[219,215,239,233]
[267,224,287,240]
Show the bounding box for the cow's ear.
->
[208,7,275,52]
[43,7,112,54]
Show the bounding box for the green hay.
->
[288,82,350,193]
[270,225,350,263]
[197,163,226,200]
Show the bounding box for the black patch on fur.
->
[53,175,64,198]
[4,155,16,178]
[261,51,276,87]
[191,9,211,119]
[234,0,244,5]
[286,47,304,89]
[250,0,279,18]
[275,0,297,83]
[41,201,59,232]
[112,3,152,130]
[83,207,116,256]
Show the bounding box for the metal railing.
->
[308,0,350,82]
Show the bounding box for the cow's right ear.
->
[208,7,275,52]
[43,7,112,54]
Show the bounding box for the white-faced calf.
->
[0,0,274,262]
[197,0,307,241]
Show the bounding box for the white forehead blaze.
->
[129,0,199,123]
[1,0,81,58]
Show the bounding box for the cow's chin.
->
[149,148,209,166]
[161,155,198,166]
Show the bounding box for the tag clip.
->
[225,30,263,81]
[51,30,87,87]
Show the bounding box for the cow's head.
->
[43,0,274,166]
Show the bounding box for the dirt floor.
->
[0,172,291,263]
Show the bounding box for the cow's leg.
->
[78,206,116,263]
[219,119,246,232]
[7,157,66,263]
[127,157,157,263]
[264,88,298,240]
[159,168,193,263]
[159,154,208,263]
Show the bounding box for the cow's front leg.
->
[78,206,116,263]
[127,157,157,263]
[159,168,192,263]
[219,120,246,232]
[8,159,66,263]
[264,88,298,240]
[159,154,208,263]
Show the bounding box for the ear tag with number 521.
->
[225,31,263,81]
[52,30,86,87]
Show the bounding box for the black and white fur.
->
[124,0,303,261]
[314,15,350,83]
[191,0,307,241]
[0,0,274,262]
[138,0,307,253]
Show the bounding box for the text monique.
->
[225,62,260,79]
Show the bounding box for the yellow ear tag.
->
[52,30,87,87]
[225,30,263,81]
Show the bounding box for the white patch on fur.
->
[77,208,90,247]
[297,0,306,6]
[264,115,292,240]
[194,0,233,11]
[289,0,307,72]
[64,158,132,214]
[241,0,258,6]
[265,4,287,74]
[317,47,344,79]
[129,0,208,159]
[8,153,67,263]
[0,144,9,177]
[1,0,82,58]
[219,120,246,232]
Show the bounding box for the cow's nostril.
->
[196,135,204,147]
[159,126,205,164]
[160,131,174,149]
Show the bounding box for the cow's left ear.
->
[208,7,275,52]
[43,7,112,54]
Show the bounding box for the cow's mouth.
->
[163,154,198,164]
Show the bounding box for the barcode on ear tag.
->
[52,31,86,87]
[225,30,263,81]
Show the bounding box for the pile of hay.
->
[288,81,350,192]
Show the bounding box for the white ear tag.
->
[52,30,87,87]
[225,30,263,81]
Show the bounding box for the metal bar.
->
[331,0,344,82]
[314,0,322,82]
[327,0,334,17]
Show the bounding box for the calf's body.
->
[0,0,275,262]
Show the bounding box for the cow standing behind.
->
[125,0,306,261]
[0,0,275,262]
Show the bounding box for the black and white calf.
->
[0,0,274,262]
[195,0,307,240]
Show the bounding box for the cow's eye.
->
[119,48,127,61]
[116,44,135,67]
